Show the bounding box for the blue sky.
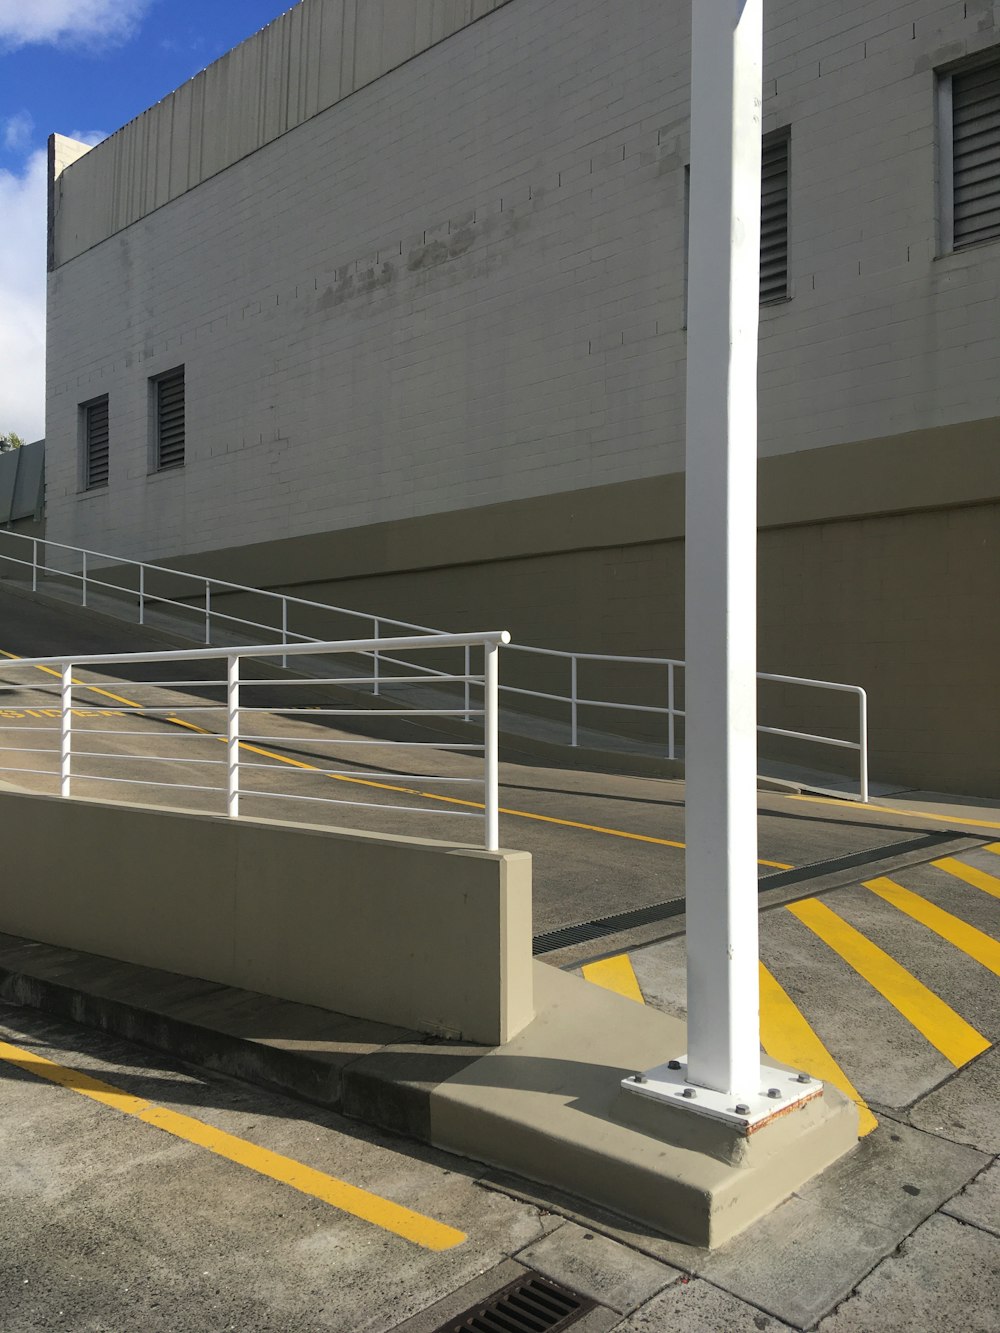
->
[1,0,296,439]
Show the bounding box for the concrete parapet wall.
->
[50,0,513,267]
[0,791,533,1045]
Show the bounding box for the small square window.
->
[153,367,185,470]
[938,52,1000,253]
[81,396,109,490]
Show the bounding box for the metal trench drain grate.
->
[434,1271,597,1333]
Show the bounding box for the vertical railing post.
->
[464,644,471,722]
[668,661,676,761]
[81,551,87,608]
[227,654,240,818]
[570,655,578,748]
[858,689,869,804]
[484,638,500,851]
[31,538,38,593]
[204,582,212,644]
[372,618,380,696]
[281,598,288,670]
[60,664,73,798]
[138,565,145,625]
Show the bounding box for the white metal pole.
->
[372,618,380,696]
[31,538,38,593]
[281,598,288,670]
[684,0,763,1098]
[138,565,145,625]
[60,664,73,798]
[204,582,212,644]
[858,690,869,803]
[227,654,240,817]
[484,640,500,851]
[81,551,87,608]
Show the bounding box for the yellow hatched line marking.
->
[0,647,795,869]
[986,843,1000,856]
[790,793,1000,832]
[864,877,1000,977]
[759,962,877,1136]
[0,1038,465,1251]
[932,857,1000,902]
[581,955,645,1004]
[787,899,989,1067]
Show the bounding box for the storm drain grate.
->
[434,1271,598,1332]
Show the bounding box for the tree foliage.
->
[0,432,26,452]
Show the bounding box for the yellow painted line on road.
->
[864,877,1000,977]
[787,899,989,1067]
[0,1037,465,1251]
[581,954,645,1003]
[758,962,877,1136]
[987,843,1000,856]
[0,647,794,868]
[932,857,1000,902]
[790,793,1000,832]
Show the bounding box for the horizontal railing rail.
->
[0,532,869,800]
[0,630,510,850]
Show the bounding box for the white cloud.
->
[66,129,109,147]
[0,0,151,51]
[0,150,47,440]
[3,111,35,153]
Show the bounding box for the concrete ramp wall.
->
[0,792,533,1045]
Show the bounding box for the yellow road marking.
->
[864,877,1000,977]
[791,793,1000,832]
[581,954,645,1003]
[787,899,989,1067]
[0,1038,465,1251]
[0,647,795,869]
[758,962,877,1136]
[932,857,1000,902]
[987,843,1000,856]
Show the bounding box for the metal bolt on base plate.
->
[621,1056,822,1131]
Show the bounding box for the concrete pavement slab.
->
[514,1219,680,1313]
[695,1190,898,1328]
[0,1005,561,1333]
[690,1117,987,1327]
[942,1160,1000,1237]
[615,1277,794,1331]
[909,1047,1000,1154]
[792,1117,988,1231]
[815,1213,1000,1333]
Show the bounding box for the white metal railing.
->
[0,532,868,800]
[0,631,509,850]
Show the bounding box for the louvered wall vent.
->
[84,397,109,489]
[952,58,1000,250]
[156,368,186,470]
[434,1272,597,1333]
[760,129,790,303]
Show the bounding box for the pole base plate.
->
[621,1055,821,1133]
